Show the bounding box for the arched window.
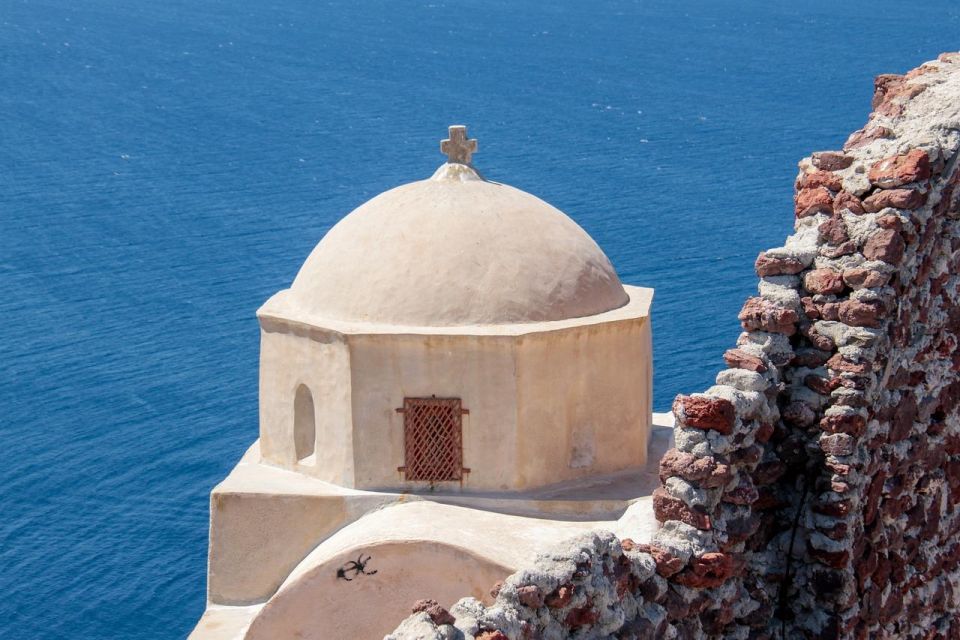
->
[294,384,316,462]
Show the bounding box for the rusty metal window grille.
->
[397,397,468,482]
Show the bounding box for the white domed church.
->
[190,127,665,640]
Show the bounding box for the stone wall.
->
[772,52,960,639]
[384,52,960,640]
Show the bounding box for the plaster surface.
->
[190,606,261,640]
[287,163,628,327]
[257,286,653,492]
[190,415,673,640]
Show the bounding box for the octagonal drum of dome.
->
[255,144,653,494]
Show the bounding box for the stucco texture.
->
[256,287,652,493]
[288,163,628,327]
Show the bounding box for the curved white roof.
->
[287,163,629,327]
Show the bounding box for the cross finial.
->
[440,125,477,165]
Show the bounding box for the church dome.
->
[288,129,629,327]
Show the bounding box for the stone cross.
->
[440,125,477,165]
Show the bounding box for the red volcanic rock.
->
[821,413,867,437]
[820,433,856,456]
[838,300,881,328]
[792,347,832,368]
[612,556,635,600]
[833,191,865,214]
[876,213,903,231]
[515,585,544,609]
[826,460,851,476]
[674,395,736,434]
[723,476,759,506]
[864,473,887,527]
[939,381,960,416]
[863,228,905,264]
[812,151,854,171]
[798,170,843,191]
[947,461,960,501]
[755,422,775,443]
[862,188,927,212]
[805,374,839,395]
[800,296,821,320]
[844,125,894,150]
[874,80,926,118]
[804,269,845,295]
[738,297,799,335]
[873,74,906,108]
[673,553,738,588]
[818,302,842,322]
[659,448,732,488]
[411,599,456,626]
[795,186,834,217]
[842,268,889,289]
[723,347,768,373]
[476,632,509,640]
[871,73,928,118]
[564,605,599,628]
[648,545,685,577]
[819,216,849,245]
[411,598,440,612]
[890,394,918,442]
[905,63,940,79]
[807,545,850,569]
[812,499,851,518]
[868,149,931,188]
[652,487,711,530]
[828,482,850,497]
[819,240,857,258]
[755,252,805,277]
[827,353,872,374]
[544,583,574,608]
[875,99,907,118]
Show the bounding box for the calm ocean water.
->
[1,1,957,637]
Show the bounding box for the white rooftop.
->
[287,127,629,327]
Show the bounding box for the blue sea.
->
[1,1,958,637]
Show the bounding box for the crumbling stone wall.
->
[387,532,673,640]
[384,52,960,640]
[769,52,960,639]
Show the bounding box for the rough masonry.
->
[385,52,960,640]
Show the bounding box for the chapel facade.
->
[256,125,653,492]
[190,127,661,640]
